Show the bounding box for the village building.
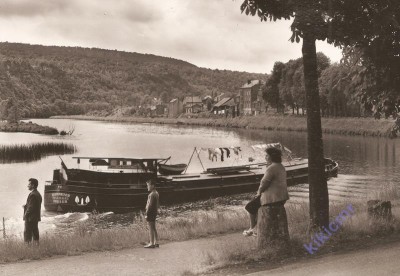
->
[212,97,239,117]
[183,96,203,113]
[167,98,183,118]
[239,80,264,115]
[214,93,225,104]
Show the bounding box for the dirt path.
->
[248,239,400,276]
[0,233,242,276]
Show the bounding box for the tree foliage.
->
[263,62,284,111]
[241,0,400,102]
[0,98,20,122]
[241,0,400,230]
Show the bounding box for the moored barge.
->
[44,154,338,213]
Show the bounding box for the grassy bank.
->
[53,114,397,137]
[199,185,400,275]
[192,200,400,275]
[1,185,398,265]
[0,142,76,163]
[0,121,59,135]
[0,209,248,263]
[1,199,399,265]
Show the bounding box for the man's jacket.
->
[23,189,42,222]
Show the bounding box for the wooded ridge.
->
[0,42,266,118]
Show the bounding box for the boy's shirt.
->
[146,190,159,215]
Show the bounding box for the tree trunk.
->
[302,33,329,228]
[257,205,289,249]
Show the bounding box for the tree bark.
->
[302,33,329,228]
[257,205,289,249]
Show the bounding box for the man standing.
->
[23,178,42,244]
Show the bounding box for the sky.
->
[0,0,342,74]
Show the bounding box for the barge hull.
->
[44,158,337,213]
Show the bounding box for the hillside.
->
[0,42,267,118]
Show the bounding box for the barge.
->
[44,153,338,213]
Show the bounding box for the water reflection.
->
[235,128,399,181]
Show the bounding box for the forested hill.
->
[0,42,267,118]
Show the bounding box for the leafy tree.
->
[160,91,169,103]
[241,0,400,228]
[274,53,329,115]
[278,58,304,114]
[319,64,349,117]
[263,62,285,112]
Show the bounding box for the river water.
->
[0,119,398,237]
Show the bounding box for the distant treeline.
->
[0,142,76,163]
[0,42,266,119]
[263,53,399,118]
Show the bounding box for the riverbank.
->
[1,197,399,266]
[52,114,396,137]
[0,121,58,135]
[1,202,400,275]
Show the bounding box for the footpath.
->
[249,237,400,276]
[2,233,400,276]
[0,233,241,276]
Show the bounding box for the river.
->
[0,118,398,237]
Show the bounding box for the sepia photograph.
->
[0,0,399,275]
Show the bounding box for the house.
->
[212,97,239,117]
[239,80,264,115]
[167,98,183,118]
[183,96,203,114]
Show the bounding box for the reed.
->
[0,142,76,163]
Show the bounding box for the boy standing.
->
[144,179,160,248]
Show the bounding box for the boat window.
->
[110,159,118,166]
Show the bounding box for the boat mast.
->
[184,147,205,174]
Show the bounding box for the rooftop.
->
[213,97,235,107]
[240,79,262,89]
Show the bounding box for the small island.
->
[0,121,59,135]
